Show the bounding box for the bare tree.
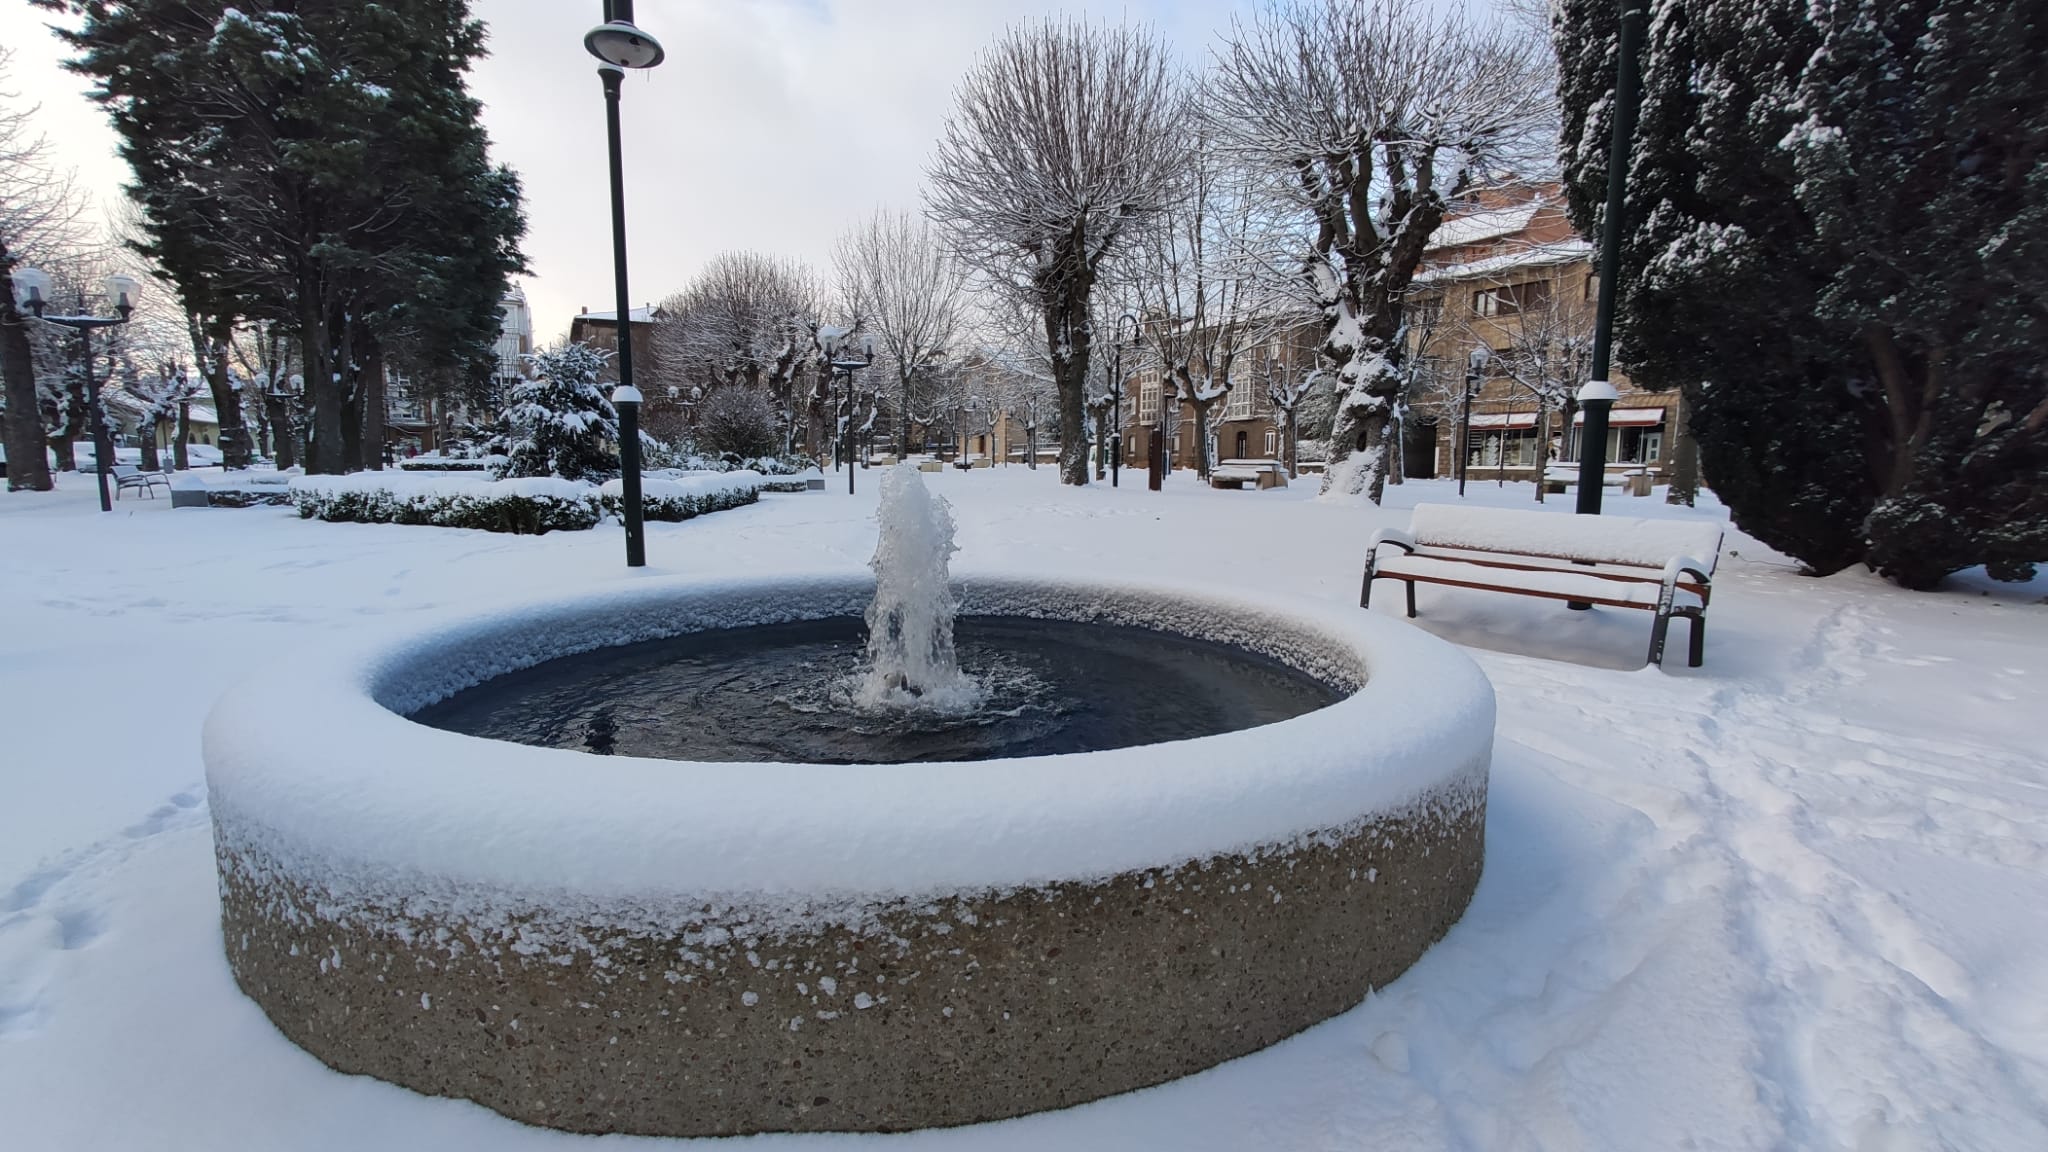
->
[1207,0,1549,502]
[834,210,963,459]
[928,19,1188,485]
[1134,156,1282,479]
[653,251,819,451]
[1457,269,1593,501]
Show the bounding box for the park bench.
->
[111,464,171,500]
[1210,458,1289,490]
[1361,502,1724,667]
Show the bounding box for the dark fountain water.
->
[412,466,1338,765]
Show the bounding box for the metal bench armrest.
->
[1661,554,1713,588]
[1366,527,1416,561]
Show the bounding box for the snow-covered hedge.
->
[290,474,603,534]
[289,471,771,534]
[598,472,763,522]
[397,454,504,473]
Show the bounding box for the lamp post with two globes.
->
[11,268,141,513]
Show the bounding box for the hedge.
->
[288,472,766,535]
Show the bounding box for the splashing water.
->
[856,464,983,712]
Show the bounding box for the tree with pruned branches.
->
[834,209,964,460]
[1207,0,1550,502]
[927,18,1189,486]
[654,251,820,453]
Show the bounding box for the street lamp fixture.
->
[586,0,663,567]
[14,269,142,512]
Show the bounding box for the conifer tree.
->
[1555,0,2047,585]
[493,343,620,482]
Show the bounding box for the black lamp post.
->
[13,269,139,513]
[1109,312,1137,489]
[1459,345,1486,499]
[586,0,664,568]
[824,329,875,495]
[1578,0,1645,520]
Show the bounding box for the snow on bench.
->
[1361,503,1724,667]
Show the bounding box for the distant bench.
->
[1362,502,1724,667]
[1210,458,1288,490]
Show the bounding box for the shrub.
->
[290,475,603,534]
[599,472,763,521]
[694,386,781,458]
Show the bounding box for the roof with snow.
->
[1427,202,1542,250]
[1412,239,1593,285]
[577,306,660,325]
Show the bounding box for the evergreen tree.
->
[38,0,526,475]
[1555,0,2047,586]
[493,343,620,482]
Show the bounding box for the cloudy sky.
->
[2,0,1251,344]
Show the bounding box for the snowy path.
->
[3,470,2045,1150]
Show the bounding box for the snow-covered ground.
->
[3,467,2045,1150]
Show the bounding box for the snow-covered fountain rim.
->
[203,571,1495,903]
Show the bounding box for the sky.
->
[1,0,1251,346]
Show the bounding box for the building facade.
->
[1405,183,1678,483]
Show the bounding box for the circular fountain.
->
[204,467,1494,1136]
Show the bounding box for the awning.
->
[1574,408,1665,427]
[1465,412,1538,429]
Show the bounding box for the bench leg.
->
[1360,568,1375,609]
[1688,614,1706,668]
[1405,580,1417,619]
[1648,608,1672,667]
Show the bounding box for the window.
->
[1409,294,1444,332]
[1472,279,1552,318]
[1467,428,1540,468]
[1226,384,1252,420]
[1584,273,1599,301]
[1235,430,1249,458]
[1139,383,1160,421]
[1264,428,1278,455]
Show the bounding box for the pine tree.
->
[493,343,620,482]
[1555,0,2047,586]
[39,0,526,475]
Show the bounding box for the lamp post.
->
[824,329,874,495]
[1570,0,1644,607]
[585,0,664,568]
[1578,0,1644,521]
[13,269,139,513]
[1459,346,1486,498]
[1108,312,1137,489]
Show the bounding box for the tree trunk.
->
[1532,404,1551,503]
[303,297,343,474]
[1,290,52,492]
[1665,390,1698,506]
[174,402,191,469]
[193,318,252,470]
[140,424,161,472]
[1041,246,1095,487]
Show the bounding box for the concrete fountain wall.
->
[203,574,1494,1136]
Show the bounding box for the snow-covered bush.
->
[491,343,620,482]
[290,475,604,535]
[693,386,781,459]
[598,472,763,522]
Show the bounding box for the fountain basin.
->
[204,573,1494,1136]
